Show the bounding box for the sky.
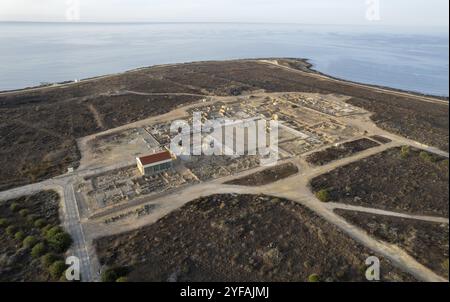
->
[0,0,448,27]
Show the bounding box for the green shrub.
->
[41,225,53,236]
[442,259,449,273]
[26,214,38,223]
[400,146,410,159]
[0,218,8,227]
[14,231,26,241]
[315,189,330,202]
[41,253,59,268]
[6,225,16,236]
[31,242,46,258]
[48,232,73,253]
[101,267,129,283]
[45,226,63,240]
[49,260,67,279]
[308,274,321,282]
[10,203,20,212]
[34,219,47,229]
[23,235,38,248]
[116,277,128,282]
[19,209,30,217]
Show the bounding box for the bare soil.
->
[311,147,449,217]
[0,191,63,282]
[95,194,414,282]
[224,163,298,186]
[306,138,380,166]
[1,59,448,191]
[335,209,449,279]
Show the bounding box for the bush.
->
[400,146,410,159]
[101,267,129,283]
[0,218,8,227]
[419,151,437,163]
[41,225,53,236]
[31,242,46,258]
[315,189,330,202]
[41,253,60,268]
[19,209,30,217]
[116,277,128,282]
[45,226,64,240]
[6,225,16,236]
[23,235,38,248]
[14,231,26,241]
[49,260,67,279]
[48,232,73,253]
[10,203,20,212]
[34,219,47,229]
[26,214,38,223]
[442,259,449,272]
[308,274,321,282]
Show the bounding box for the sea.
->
[0,22,448,96]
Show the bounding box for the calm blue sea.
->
[0,22,448,96]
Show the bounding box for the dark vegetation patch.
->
[0,191,72,281]
[1,59,448,190]
[306,138,380,166]
[224,163,298,186]
[0,92,200,191]
[370,135,392,144]
[95,194,414,282]
[335,210,449,279]
[311,147,449,217]
[347,97,448,152]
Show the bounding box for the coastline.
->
[0,58,448,101]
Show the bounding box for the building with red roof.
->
[136,150,174,176]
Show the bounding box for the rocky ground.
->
[310,147,449,217]
[1,59,448,191]
[224,163,298,186]
[306,138,380,166]
[95,194,415,282]
[335,209,449,279]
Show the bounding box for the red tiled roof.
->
[139,151,172,166]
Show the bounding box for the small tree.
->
[41,253,59,268]
[48,232,73,253]
[31,242,46,258]
[45,226,64,240]
[14,231,26,241]
[308,274,321,282]
[49,261,67,279]
[10,202,20,212]
[0,218,8,227]
[23,235,38,248]
[400,146,410,159]
[41,225,53,236]
[6,225,16,236]
[101,267,129,283]
[19,209,30,217]
[26,214,38,223]
[315,189,330,202]
[34,219,47,229]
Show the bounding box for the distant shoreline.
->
[0,58,448,101]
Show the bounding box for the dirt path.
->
[2,87,448,282]
[121,90,209,98]
[87,103,105,130]
[326,203,449,224]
